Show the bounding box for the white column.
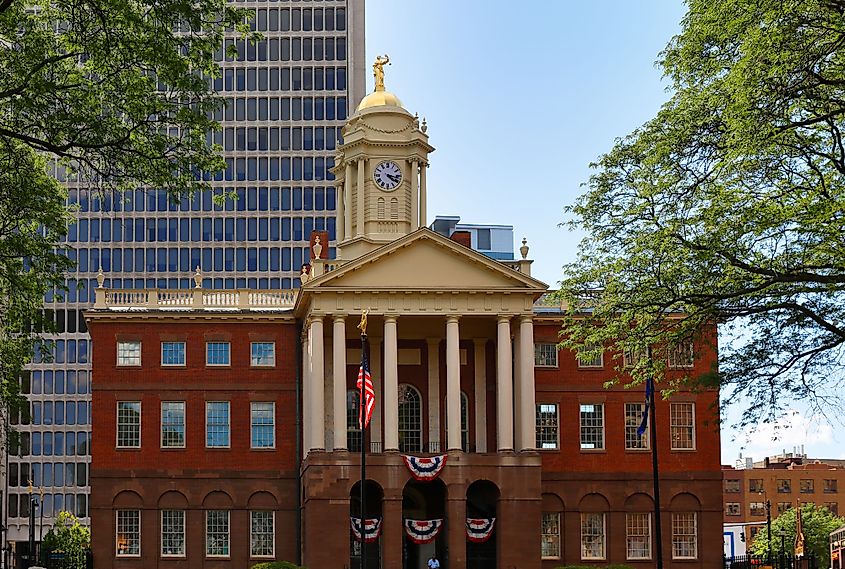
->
[410,159,419,231]
[473,339,488,453]
[446,317,462,451]
[344,163,353,239]
[370,336,383,448]
[383,316,399,451]
[302,331,312,453]
[336,183,345,244]
[419,163,427,227]
[496,316,514,451]
[310,317,325,451]
[513,323,523,450]
[332,315,347,451]
[427,338,441,452]
[519,315,537,451]
[356,158,365,236]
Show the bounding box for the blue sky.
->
[365,0,845,464]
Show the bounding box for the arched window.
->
[390,197,399,219]
[398,384,422,453]
[346,390,362,452]
[377,197,385,219]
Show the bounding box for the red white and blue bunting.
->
[404,519,444,544]
[466,517,496,543]
[402,454,448,481]
[350,517,382,543]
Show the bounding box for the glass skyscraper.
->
[4,0,365,552]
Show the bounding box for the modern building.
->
[87,68,723,569]
[3,0,365,559]
[430,216,515,261]
[722,453,845,545]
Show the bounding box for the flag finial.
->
[357,309,369,336]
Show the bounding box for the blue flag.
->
[636,376,653,437]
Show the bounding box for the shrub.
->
[251,562,305,569]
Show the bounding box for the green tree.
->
[749,503,844,567]
[561,0,845,425]
[41,510,91,568]
[0,0,250,415]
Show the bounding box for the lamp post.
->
[780,528,787,567]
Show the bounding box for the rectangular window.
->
[825,502,838,516]
[251,402,275,449]
[670,402,695,450]
[626,512,651,560]
[161,510,185,556]
[777,502,792,514]
[725,479,741,493]
[476,228,491,250]
[116,402,141,448]
[161,402,186,448]
[749,479,764,493]
[206,342,231,366]
[824,479,838,493]
[749,502,766,517]
[117,341,141,366]
[577,343,603,368]
[161,342,186,366]
[535,404,559,450]
[534,343,558,367]
[250,342,276,366]
[580,404,604,450]
[777,479,792,493]
[250,511,275,557]
[726,503,741,516]
[206,510,230,557]
[116,510,140,556]
[541,512,560,559]
[624,403,649,450]
[800,479,815,493]
[206,402,230,448]
[671,512,697,559]
[668,340,694,368]
[580,512,606,560]
[623,348,645,368]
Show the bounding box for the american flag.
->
[357,336,375,429]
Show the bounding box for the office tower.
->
[4,0,365,557]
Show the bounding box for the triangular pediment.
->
[306,229,547,292]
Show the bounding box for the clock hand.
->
[386,174,400,183]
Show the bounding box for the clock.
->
[373,160,403,191]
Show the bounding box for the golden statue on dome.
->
[373,54,390,91]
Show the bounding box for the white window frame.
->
[117,340,141,366]
[579,403,605,450]
[250,510,275,558]
[161,401,186,449]
[206,401,231,448]
[250,342,276,367]
[534,343,559,368]
[623,348,645,368]
[536,404,559,450]
[250,402,276,449]
[116,401,141,448]
[626,512,652,560]
[160,509,186,557]
[749,502,766,517]
[671,512,698,560]
[206,342,231,367]
[115,509,141,557]
[670,402,696,450]
[624,402,649,450]
[541,512,561,559]
[161,341,186,367]
[726,503,741,516]
[206,510,230,557]
[577,343,604,368]
[580,512,606,560]
[667,340,694,369]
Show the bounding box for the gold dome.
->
[356,89,403,111]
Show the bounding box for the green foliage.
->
[250,562,306,569]
[42,511,91,568]
[560,0,845,426]
[749,503,844,567]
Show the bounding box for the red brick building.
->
[87,76,723,569]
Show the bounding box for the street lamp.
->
[780,528,787,563]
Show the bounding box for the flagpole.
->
[647,347,664,569]
[358,311,368,569]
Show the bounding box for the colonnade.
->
[302,314,536,454]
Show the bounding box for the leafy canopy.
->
[42,510,91,567]
[749,503,844,567]
[560,0,845,426]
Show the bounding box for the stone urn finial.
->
[96,267,105,288]
[520,238,529,260]
[312,235,323,260]
[421,117,428,133]
[194,266,202,288]
[300,264,311,284]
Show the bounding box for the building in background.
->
[4,0,365,557]
[722,451,845,547]
[430,216,515,261]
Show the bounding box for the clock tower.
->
[331,55,434,261]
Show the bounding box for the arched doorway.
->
[466,480,499,569]
[350,480,384,569]
[403,479,446,569]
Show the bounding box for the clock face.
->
[373,160,403,191]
